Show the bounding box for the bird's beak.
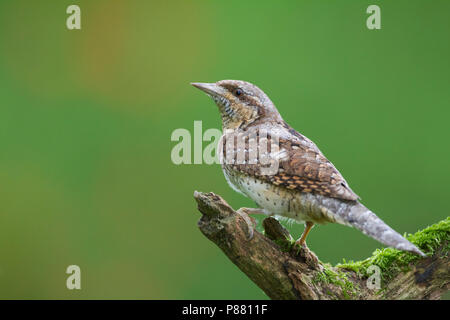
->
[191,82,224,97]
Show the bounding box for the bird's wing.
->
[263,138,360,201]
[222,129,359,201]
[229,138,359,201]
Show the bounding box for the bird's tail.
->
[335,202,425,257]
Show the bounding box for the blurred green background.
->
[0,0,449,299]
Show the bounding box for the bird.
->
[191,80,425,256]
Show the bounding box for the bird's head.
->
[191,80,282,130]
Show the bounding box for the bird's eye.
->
[234,88,243,96]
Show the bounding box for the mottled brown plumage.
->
[192,80,424,256]
[226,134,359,201]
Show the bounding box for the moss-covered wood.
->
[194,191,449,300]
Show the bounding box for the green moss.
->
[336,217,450,281]
[273,236,296,252]
[312,263,358,299]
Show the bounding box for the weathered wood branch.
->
[194,191,449,300]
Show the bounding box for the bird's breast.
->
[222,165,335,224]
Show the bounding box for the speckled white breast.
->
[222,166,338,224]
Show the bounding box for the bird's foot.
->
[295,238,306,247]
[238,207,267,215]
[294,239,307,255]
[294,221,314,248]
[236,208,261,240]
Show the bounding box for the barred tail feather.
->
[337,202,425,257]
